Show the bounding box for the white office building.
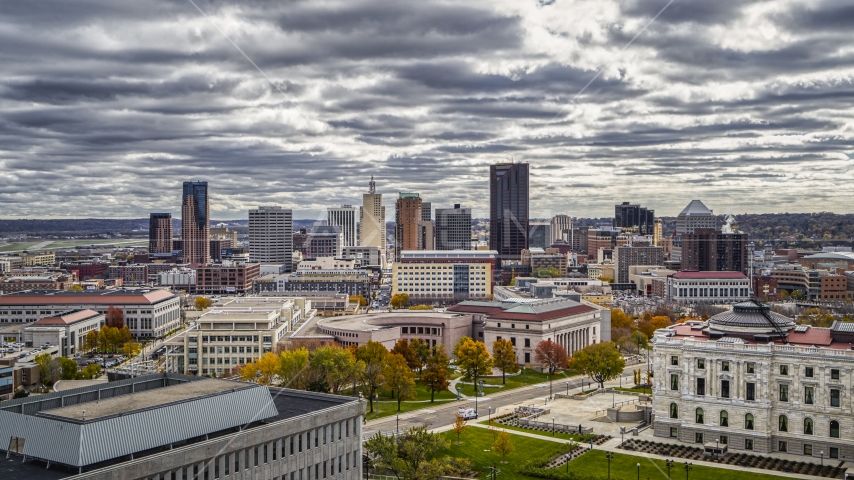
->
[328,205,357,247]
[665,271,751,303]
[249,206,294,272]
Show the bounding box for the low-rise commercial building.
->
[0,289,181,339]
[0,274,77,294]
[392,250,497,304]
[22,309,104,356]
[653,301,854,459]
[277,269,371,297]
[0,373,363,479]
[307,311,475,350]
[108,264,148,286]
[665,271,750,303]
[341,246,383,268]
[192,262,261,295]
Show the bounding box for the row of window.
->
[675,287,749,297]
[674,357,841,380]
[400,327,440,335]
[671,374,843,406]
[669,429,839,457]
[672,404,843,437]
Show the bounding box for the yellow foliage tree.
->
[492,431,515,463]
[239,352,281,385]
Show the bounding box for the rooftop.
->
[31,309,101,326]
[671,271,747,279]
[0,288,175,305]
[678,200,714,217]
[449,297,598,321]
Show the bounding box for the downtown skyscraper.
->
[148,213,173,254]
[181,181,210,265]
[435,204,472,251]
[489,163,529,259]
[249,206,293,271]
[359,176,386,267]
[327,205,357,247]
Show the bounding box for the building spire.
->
[369,175,375,194]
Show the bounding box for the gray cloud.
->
[0,0,851,221]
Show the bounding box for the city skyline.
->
[1,1,854,220]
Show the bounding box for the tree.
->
[798,307,835,327]
[391,339,421,372]
[492,338,519,385]
[59,357,79,380]
[34,353,61,386]
[105,306,124,328]
[77,363,102,379]
[452,336,473,358]
[384,353,416,410]
[452,413,468,444]
[532,267,560,278]
[570,342,626,389]
[310,346,357,394]
[492,431,515,463]
[638,315,672,338]
[122,341,142,357]
[408,304,434,310]
[410,338,430,374]
[70,285,84,291]
[534,340,568,375]
[364,426,471,480]
[390,293,410,310]
[349,295,368,306]
[278,347,310,389]
[356,341,389,413]
[239,352,280,385]
[194,297,214,310]
[84,330,98,352]
[610,308,634,330]
[422,345,450,402]
[455,338,493,394]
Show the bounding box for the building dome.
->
[708,300,795,337]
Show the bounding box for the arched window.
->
[830,420,840,438]
[745,413,754,430]
[804,418,814,435]
[720,410,729,427]
[670,403,678,419]
[695,408,704,423]
[778,415,788,432]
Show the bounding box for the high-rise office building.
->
[306,225,344,259]
[395,193,423,261]
[550,215,572,245]
[359,176,386,267]
[328,205,357,247]
[421,202,432,222]
[435,204,472,251]
[654,218,663,247]
[149,213,173,254]
[613,245,664,283]
[681,229,748,273]
[676,200,716,234]
[489,163,529,260]
[614,202,655,235]
[181,181,210,265]
[248,206,293,271]
[529,221,551,249]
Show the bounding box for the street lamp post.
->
[665,459,673,480]
[715,438,719,460]
[605,452,614,480]
[552,417,555,436]
[820,451,825,472]
[566,382,569,396]
[396,412,399,435]
[488,406,492,426]
[636,462,641,480]
[683,462,692,480]
[612,390,615,408]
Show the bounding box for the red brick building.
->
[192,262,261,295]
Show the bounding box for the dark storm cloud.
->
[0,0,851,219]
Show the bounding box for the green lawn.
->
[479,421,595,443]
[456,368,579,397]
[437,426,568,480]
[568,450,798,480]
[613,386,651,394]
[362,379,459,420]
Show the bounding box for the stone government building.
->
[653,300,854,460]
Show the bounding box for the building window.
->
[510,337,516,346]
[831,447,839,459]
[695,432,703,444]
[719,435,728,444]
[497,323,501,328]
[779,384,789,402]
[745,414,754,430]
[720,410,728,427]
[746,382,755,401]
[721,380,730,398]
[831,369,840,380]
[695,408,704,423]
[804,386,814,404]
[804,444,813,456]
[721,361,730,372]
[746,363,755,374]
[778,441,787,452]
[830,420,840,438]
[804,418,813,435]
[524,338,530,348]
[670,427,678,438]
[696,378,705,396]
[524,352,530,363]
[401,327,408,334]
[780,365,788,376]
[778,415,788,432]
[831,389,841,407]
[670,374,679,390]
[669,403,678,419]
[671,356,679,366]
[745,439,753,450]
[696,358,705,369]
[805,366,814,377]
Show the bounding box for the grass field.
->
[568,450,796,480]
[436,428,797,480]
[0,238,144,252]
[478,421,594,443]
[362,379,459,421]
[456,368,579,397]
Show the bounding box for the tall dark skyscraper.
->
[436,204,472,250]
[614,202,655,235]
[182,181,210,265]
[148,213,173,254]
[489,163,529,259]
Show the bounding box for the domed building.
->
[652,299,854,460]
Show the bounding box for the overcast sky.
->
[1,0,853,220]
